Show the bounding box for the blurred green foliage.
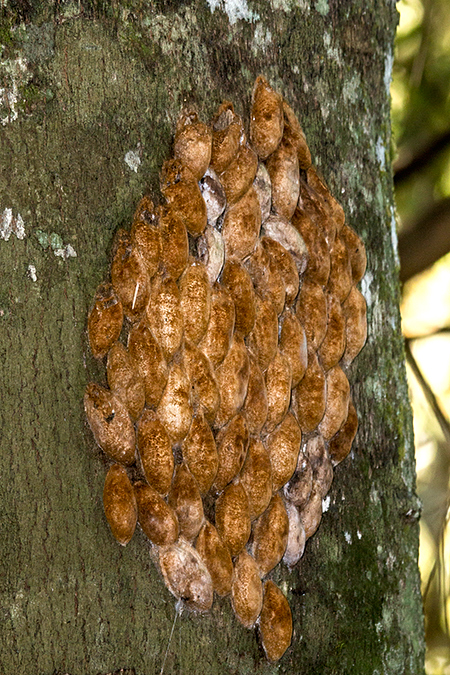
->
[393,0,450,227]
[395,2,450,674]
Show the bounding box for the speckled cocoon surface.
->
[84,76,367,663]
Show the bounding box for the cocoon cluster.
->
[84,76,367,663]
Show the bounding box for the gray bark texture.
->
[0,1,425,673]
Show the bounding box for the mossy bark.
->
[0,1,425,673]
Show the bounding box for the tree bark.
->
[0,1,425,673]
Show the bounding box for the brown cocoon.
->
[266,140,300,220]
[174,111,212,180]
[168,463,204,541]
[198,283,235,368]
[128,320,168,409]
[298,178,337,247]
[252,493,289,578]
[259,580,293,663]
[160,159,207,237]
[298,485,323,540]
[84,383,136,466]
[292,208,330,286]
[283,501,306,568]
[159,204,189,281]
[253,163,272,224]
[282,100,311,170]
[341,286,367,366]
[291,353,326,432]
[221,260,256,337]
[213,414,249,493]
[159,538,213,612]
[211,102,244,174]
[318,366,350,440]
[221,186,262,261]
[111,229,150,322]
[261,236,299,306]
[214,335,250,429]
[307,166,345,230]
[279,311,308,387]
[88,282,124,359]
[182,340,220,423]
[318,293,346,371]
[327,235,353,303]
[103,464,137,546]
[220,143,258,205]
[134,481,179,546]
[231,550,263,628]
[247,297,278,372]
[215,482,251,557]
[242,354,268,435]
[137,408,174,496]
[157,362,192,444]
[146,274,183,362]
[340,224,367,283]
[179,261,211,345]
[196,521,233,597]
[238,438,273,520]
[305,434,333,498]
[197,225,225,284]
[295,279,328,354]
[250,75,284,160]
[130,210,161,281]
[329,398,358,466]
[245,243,285,315]
[266,413,302,492]
[264,351,292,433]
[200,169,227,227]
[283,451,313,508]
[182,411,218,494]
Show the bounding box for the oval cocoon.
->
[168,463,204,541]
[266,413,302,493]
[231,550,263,628]
[239,438,273,521]
[242,354,268,435]
[159,538,213,612]
[182,411,218,494]
[198,283,235,368]
[103,464,137,546]
[128,320,168,409]
[88,282,124,359]
[214,335,250,429]
[213,414,249,494]
[146,274,183,362]
[179,261,211,345]
[196,521,233,597]
[251,493,289,578]
[215,482,251,557]
[222,186,262,261]
[137,408,174,496]
[134,481,179,546]
[182,340,220,424]
[107,342,145,421]
[84,383,136,466]
[259,581,292,662]
[157,363,193,444]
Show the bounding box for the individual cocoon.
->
[88,282,124,359]
[103,464,137,546]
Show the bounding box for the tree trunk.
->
[0,2,425,673]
